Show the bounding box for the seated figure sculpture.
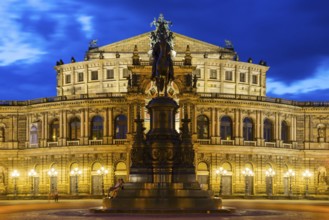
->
[107,178,124,198]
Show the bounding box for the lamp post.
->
[97,167,108,196]
[285,169,295,196]
[48,168,58,194]
[28,169,37,197]
[215,167,227,196]
[242,168,254,196]
[302,170,312,197]
[70,168,82,195]
[11,170,20,197]
[265,168,275,196]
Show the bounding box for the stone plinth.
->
[98,182,224,213]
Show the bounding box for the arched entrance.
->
[114,162,127,182]
[197,162,209,190]
[221,162,232,195]
[91,162,103,195]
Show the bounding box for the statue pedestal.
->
[97,182,227,213]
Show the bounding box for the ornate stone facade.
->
[0,31,328,197]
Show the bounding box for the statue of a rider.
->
[150,14,174,96]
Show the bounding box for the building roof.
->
[96,32,233,54]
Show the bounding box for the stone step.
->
[102,197,222,211]
[116,189,211,198]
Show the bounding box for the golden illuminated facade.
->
[0,32,328,198]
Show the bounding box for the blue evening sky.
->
[1,0,329,101]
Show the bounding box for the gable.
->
[98,32,228,54]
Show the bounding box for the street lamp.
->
[48,168,58,194]
[70,167,82,195]
[97,167,108,196]
[215,167,227,196]
[285,169,295,196]
[11,170,20,197]
[265,168,275,196]
[242,168,254,196]
[302,169,312,197]
[28,169,37,197]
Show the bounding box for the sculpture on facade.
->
[150,14,174,96]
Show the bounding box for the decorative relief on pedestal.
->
[151,148,173,162]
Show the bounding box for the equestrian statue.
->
[150,14,174,96]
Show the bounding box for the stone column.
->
[63,110,67,145]
[108,108,113,143]
[211,108,215,144]
[80,109,84,142]
[44,113,48,147]
[84,109,89,144]
[103,108,108,144]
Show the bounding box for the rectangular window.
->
[65,75,71,84]
[77,72,84,82]
[240,72,246,82]
[252,75,258,84]
[91,71,98,80]
[122,69,129,78]
[225,71,233,81]
[193,69,201,78]
[210,69,217,79]
[106,69,114,79]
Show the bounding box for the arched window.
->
[114,115,127,139]
[197,115,209,139]
[49,119,59,141]
[243,117,254,141]
[264,119,273,142]
[91,116,103,140]
[69,117,80,140]
[30,125,38,145]
[220,116,233,140]
[281,121,289,143]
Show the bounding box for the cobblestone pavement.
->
[0,199,328,220]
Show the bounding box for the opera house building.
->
[0,29,328,198]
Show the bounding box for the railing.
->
[221,140,234,145]
[265,142,276,147]
[196,139,211,145]
[198,93,329,107]
[113,139,129,145]
[29,143,39,148]
[283,143,292,149]
[89,140,103,145]
[67,140,79,146]
[139,61,185,66]
[244,141,256,146]
[2,92,329,107]
[47,142,58,147]
[0,93,126,106]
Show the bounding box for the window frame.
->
[225,71,233,81]
[220,116,233,140]
[240,72,246,83]
[209,69,217,79]
[91,71,99,81]
[65,74,71,84]
[77,72,84,82]
[197,115,209,139]
[106,69,114,79]
[243,117,254,141]
[252,75,258,84]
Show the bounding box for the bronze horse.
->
[152,28,174,96]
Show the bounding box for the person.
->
[107,178,124,198]
[54,191,59,202]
